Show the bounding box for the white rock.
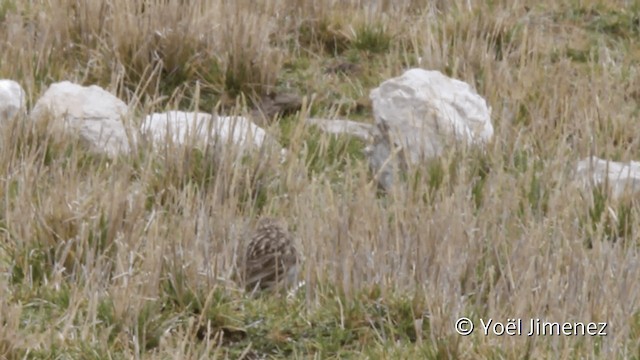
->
[368,68,493,190]
[305,118,374,141]
[30,81,131,156]
[140,111,285,157]
[576,156,640,199]
[370,68,493,161]
[0,80,26,122]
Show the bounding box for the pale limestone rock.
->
[305,118,374,141]
[0,80,26,122]
[368,69,493,190]
[140,111,285,158]
[576,156,640,199]
[30,81,131,157]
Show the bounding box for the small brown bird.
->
[244,217,299,294]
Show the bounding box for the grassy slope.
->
[1,0,640,358]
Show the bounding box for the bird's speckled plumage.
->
[244,217,298,293]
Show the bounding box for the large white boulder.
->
[141,111,285,157]
[367,68,493,190]
[30,81,131,157]
[576,156,640,199]
[0,80,26,122]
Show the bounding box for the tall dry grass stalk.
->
[1,0,639,358]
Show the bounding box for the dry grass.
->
[1,0,640,358]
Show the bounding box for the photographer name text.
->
[454,317,608,336]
